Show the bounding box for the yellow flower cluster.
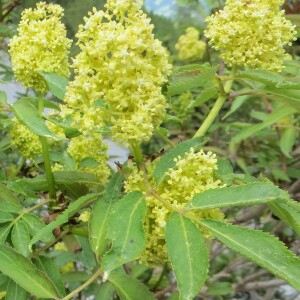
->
[175,27,206,61]
[9,119,42,160]
[125,147,224,265]
[61,0,171,144]
[205,0,296,72]
[9,2,71,93]
[67,134,110,184]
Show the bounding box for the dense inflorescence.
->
[175,27,206,61]
[9,119,42,160]
[205,0,296,72]
[9,2,71,93]
[125,148,224,265]
[61,0,172,145]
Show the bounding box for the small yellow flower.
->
[54,242,68,251]
[0,292,6,299]
[78,211,91,222]
[175,27,206,61]
[9,118,42,160]
[125,147,224,265]
[9,2,71,93]
[205,0,296,72]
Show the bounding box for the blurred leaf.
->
[6,280,28,300]
[12,99,60,140]
[279,127,297,158]
[34,256,66,297]
[0,245,59,298]
[223,95,248,119]
[272,168,291,182]
[214,159,233,185]
[95,282,115,300]
[153,137,205,184]
[29,193,98,247]
[0,183,22,207]
[193,86,218,107]
[166,213,208,300]
[102,191,146,273]
[186,183,288,210]
[206,282,232,296]
[199,219,300,290]
[109,271,155,300]
[90,173,123,257]
[0,223,11,243]
[11,220,30,257]
[61,272,90,283]
[232,105,296,143]
[0,211,14,223]
[38,72,68,100]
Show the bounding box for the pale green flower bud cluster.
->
[175,27,206,61]
[9,119,42,160]
[67,134,110,184]
[61,0,172,144]
[171,91,195,123]
[9,2,71,93]
[205,0,296,72]
[125,147,224,265]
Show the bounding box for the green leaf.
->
[21,96,60,111]
[61,272,90,283]
[168,64,217,96]
[0,223,11,243]
[0,211,14,223]
[153,137,204,184]
[95,282,115,300]
[102,191,146,273]
[0,202,20,214]
[108,271,156,300]
[192,86,218,107]
[268,201,300,236]
[206,282,232,296]
[279,127,297,158]
[165,213,208,300]
[0,182,21,207]
[30,193,98,247]
[222,95,248,119]
[198,219,300,290]
[214,159,233,185]
[89,173,123,257]
[11,220,30,257]
[185,183,288,210]
[12,99,60,140]
[6,280,28,300]
[22,213,54,243]
[35,256,66,297]
[232,105,297,143]
[0,245,59,298]
[38,71,68,100]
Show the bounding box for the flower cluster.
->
[175,27,206,61]
[9,119,42,160]
[125,147,224,265]
[171,91,195,123]
[67,134,110,185]
[9,2,71,93]
[61,0,171,145]
[205,0,296,72]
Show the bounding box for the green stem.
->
[38,96,56,198]
[130,142,143,168]
[155,130,175,148]
[61,269,102,300]
[194,65,238,138]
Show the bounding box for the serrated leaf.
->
[0,182,21,207]
[168,64,217,96]
[279,127,297,158]
[193,86,218,107]
[198,219,300,290]
[165,213,208,300]
[185,183,288,210]
[268,201,300,236]
[95,282,115,300]
[153,137,204,184]
[38,71,68,100]
[89,173,123,257]
[223,95,248,119]
[11,220,30,257]
[214,159,233,185]
[6,280,28,300]
[30,193,98,247]
[12,99,60,140]
[0,223,11,243]
[102,191,146,273]
[0,245,59,298]
[0,211,14,223]
[35,256,66,297]
[0,202,20,214]
[232,105,296,143]
[108,271,155,300]
[22,213,54,243]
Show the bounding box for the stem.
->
[194,65,238,138]
[130,142,143,168]
[62,269,102,300]
[154,130,175,148]
[0,0,3,22]
[38,96,56,198]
